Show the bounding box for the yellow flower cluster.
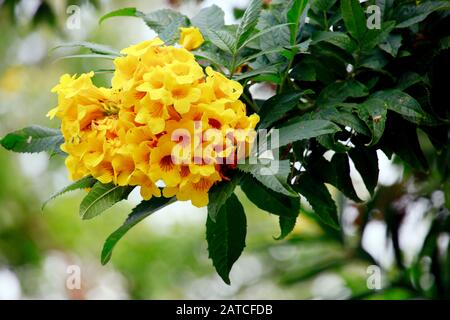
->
[48,38,259,207]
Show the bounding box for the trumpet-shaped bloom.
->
[49,37,259,207]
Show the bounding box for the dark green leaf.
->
[276,216,298,240]
[311,153,362,202]
[238,159,297,197]
[348,147,379,195]
[357,97,388,146]
[42,176,96,210]
[79,182,132,220]
[206,194,246,284]
[371,90,436,125]
[287,0,309,45]
[101,197,175,264]
[394,1,450,28]
[258,92,303,129]
[341,0,367,42]
[379,34,402,57]
[317,80,369,106]
[208,173,241,222]
[1,125,64,154]
[240,174,300,217]
[294,173,339,229]
[277,119,341,148]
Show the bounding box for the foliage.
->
[1,0,449,290]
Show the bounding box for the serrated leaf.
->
[371,90,436,125]
[208,173,241,222]
[357,97,388,146]
[235,0,263,49]
[79,182,132,220]
[287,0,309,45]
[191,5,225,38]
[317,80,369,106]
[341,0,367,42]
[361,21,396,52]
[311,153,362,202]
[277,119,341,148]
[99,7,141,24]
[348,147,379,195]
[206,194,246,284]
[232,65,280,81]
[394,1,450,28]
[258,92,303,129]
[1,125,64,154]
[240,174,300,217]
[294,173,339,229]
[379,34,402,57]
[315,108,371,136]
[42,176,96,210]
[311,31,357,52]
[238,159,297,197]
[276,216,298,240]
[101,197,175,264]
[52,41,120,56]
[208,29,237,54]
[142,9,189,44]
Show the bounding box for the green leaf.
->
[194,50,229,69]
[361,21,396,52]
[276,216,298,240]
[394,1,450,28]
[290,61,316,81]
[348,147,379,195]
[357,97,388,146]
[232,65,280,81]
[52,41,121,57]
[341,0,367,42]
[240,174,300,217]
[287,0,309,45]
[142,9,189,44]
[101,197,175,264]
[311,31,357,52]
[317,80,369,106]
[238,159,297,197]
[314,108,371,137]
[191,5,225,38]
[379,34,402,57]
[384,120,428,172]
[53,54,117,62]
[79,182,132,220]
[99,7,141,24]
[42,176,97,210]
[235,0,263,49]
[1,125,64,154]
[371,90,436,125]
[208,173,241,222]
[277,119,341,148]
[206,194,247,284]
[208,29,237,54]
[294,173,339,229]
[239,23,294,49]
[311,153,362,202]
[258,92,303,129]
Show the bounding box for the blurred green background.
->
[0,0,446,299]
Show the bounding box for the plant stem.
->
[242,92,259,112]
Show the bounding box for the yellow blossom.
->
[178,27,204,51]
